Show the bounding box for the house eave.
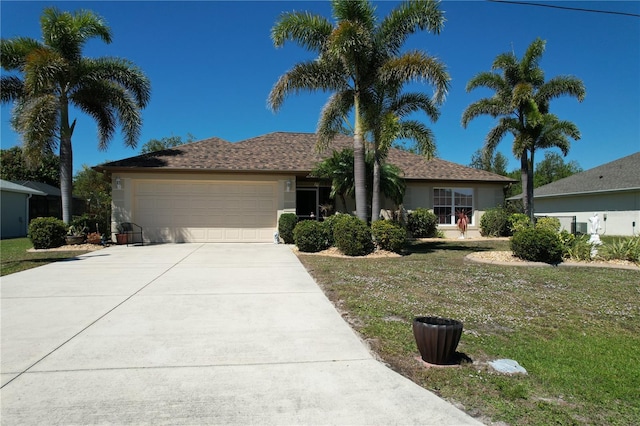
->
[508,186,640,201]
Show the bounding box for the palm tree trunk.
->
[59,98,73,224]
[353,97,367,222]
[371,155,381,222]
[527,148,535,222]
[520,153,533,222]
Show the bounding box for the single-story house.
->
[13,181,86,221]
[513,152,640,236]
[95,132,515,243]
[0,179,45,239]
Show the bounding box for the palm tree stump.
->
[413,316,463,365]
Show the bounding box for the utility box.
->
[575,222,588,235]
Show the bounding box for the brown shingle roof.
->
[96,132,514,182]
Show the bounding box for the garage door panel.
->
[133,181,277,242]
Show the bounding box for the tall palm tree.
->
[1,7,150,223]
[461,38,584,221]
[269,0,448,222]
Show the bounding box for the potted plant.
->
[65,225,86,245]
[115,224,128,245]
[412,316,463,365]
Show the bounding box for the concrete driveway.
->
[1,243,481,425]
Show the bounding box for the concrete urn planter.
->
[413,316,463,365]
[65,235,84,245]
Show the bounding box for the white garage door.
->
[134,180,277,242]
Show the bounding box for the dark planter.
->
[116,233,129,245]
[413,316,463,365]
[65,235,84,245]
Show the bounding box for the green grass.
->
[0,237,90,276]
[298,240,640,425]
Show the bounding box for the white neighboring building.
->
[523,152,640,236]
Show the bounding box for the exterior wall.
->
[111,172,294,242]
[535,190,640,236]
[1,191,30,239]
[404,181,508,238]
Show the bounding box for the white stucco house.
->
[0,179,45,239]
[521,152,640,236]
[95,132,515,243]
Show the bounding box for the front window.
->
[433,188,473,225]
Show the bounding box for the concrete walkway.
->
[1,243,482,425]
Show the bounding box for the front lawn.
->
[298,239,640,425]
[0,238,91,276]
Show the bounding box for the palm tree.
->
[269,0,448,222]
[1,7,150,223]
[461,38,584,221]
[311,147,406,212]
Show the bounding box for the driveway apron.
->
[1,243,481,425]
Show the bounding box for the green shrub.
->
[333,215,374,256]
[510,227,563,264]
[278,213,297,244]
[508,213,531,235]
[322,214,350,247]
[563,234,594,261]
[601,237,640,263]
[536,216,561,233]
[71,212,110,236]
[28,217,67,249]
[371,220,407,253]
[293,220,331,253]
[480,207,510,237]
[407,208,438,238]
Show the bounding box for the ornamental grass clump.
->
[293,220,331,253]
[333,215,374,256]
[511,226,563,264]
[371,220,407,253]
[601,237,640,264]
[28,217,67,249]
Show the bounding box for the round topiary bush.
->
[333,215,374,256]
[371,220,407,253]
[293,220,331,253]
[278,213,297,244]
[510,226,563,264]
[407,208,438,238]
[28,217,67,249]
[480,207,510,237]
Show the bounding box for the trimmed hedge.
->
[508,213,531,235]
[511,227,563,264]
[322,214,349,247]
[278,213,297,244]
[333,215,374,256]
[407,208,438,238]
[535,216,561,233]
[371,220,407,253]
[28,217,67,249]
[480,207,510,237]
[293,220,331,253]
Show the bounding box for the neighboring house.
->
[513,152,640,236]
[0,179,45,239]
[14,181,86,221]
[95,132,515,243]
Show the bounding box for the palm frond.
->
[11,94,60,165]
[465,71,507,94]
[268,60,346,111]
[80,57,151,108]
[536,75,586,104]
[317,91,355,151]
[0,37,43,71]
[390,92,439,122]
[461,98,508,127]
[332,0,376,31]
[271,11,332,53]
[0,76,24,103]
[396,120,436,158]
[379,50,450,104]
[378,0,444,54]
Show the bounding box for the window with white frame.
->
[433,188,473,225]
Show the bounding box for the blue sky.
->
[1,1,639,175]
